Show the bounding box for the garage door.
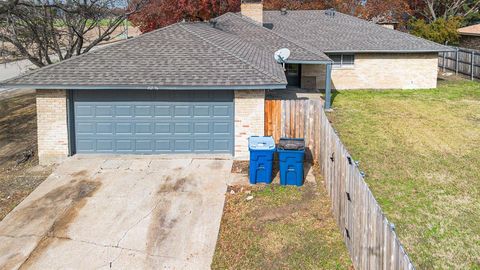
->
[73,90,234,154]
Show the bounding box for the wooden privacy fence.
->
[265,98,415,269]
[317,107,415,270]
[264,99,321,160]
[438,47,480,80]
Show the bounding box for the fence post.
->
[455,48,459,75]
[471,51,475,80]
[442,52,446,72]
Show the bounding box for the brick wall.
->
[459,35,480,51]
[240,1,263,24]
[234,90,265,159]
[302,53,439,90]
[36,90,69,164]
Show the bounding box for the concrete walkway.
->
[0,156,233,269]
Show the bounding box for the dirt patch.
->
[231,160,249,174]
[207,160,223,170]
[212,166,352,269]
[146,181,182,263]
[157,175,191,193]
[253,185,317,223]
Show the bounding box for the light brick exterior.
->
[234,90,265,159]
[301,53,439,90]
[36,90,69,164]
[240,1,263,24]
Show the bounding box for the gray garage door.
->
[73,90,234,154]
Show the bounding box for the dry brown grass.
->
[212,166,352,269]
[0,91,54,221]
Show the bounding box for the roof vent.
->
[325,8,336,18]
[280,8,287,15]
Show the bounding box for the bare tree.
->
[418,0,480,22]
[0,0,146,67]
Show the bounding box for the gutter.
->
[285,59,333,64]
[324,49,456,53]
[0,83,288,91]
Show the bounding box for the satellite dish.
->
[274,48,291,64]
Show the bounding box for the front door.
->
[285,64,301,87]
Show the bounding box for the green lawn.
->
[327,79,480,269]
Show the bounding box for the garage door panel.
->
[95,106,114,117]
[97,140,114,151]
[213,139,230,152]
[173,123,191,134]
[154,105,171,117]
[134,105,153,117]
[135,123,153,134]
[213,122,231,135]
[76,122,95,134]
[77,140,95,152]
[155,123,171,134]
[213,105,231,117]
[96,123,114,134]
[76,105,94,117]
[193,123,210,134]
[116,123,134,135]
[173,105,191,117]
[135,140,154,152]
[193,105,210,117]
[174,140,191,152]
[194,140,210,151]
[115,106,133,117]
[74,90,233,154]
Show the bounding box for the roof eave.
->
[285,59,333,64]
[459,32,480,37]
[0,83,287,90]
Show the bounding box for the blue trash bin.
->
[248,136,275,184]
[277,138,305,186]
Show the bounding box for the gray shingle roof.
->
[213,13,331,63]
[264,10,453,53]
[1,22,287,89]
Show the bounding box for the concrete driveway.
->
[0,156,233,269]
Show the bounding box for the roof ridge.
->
[177,23,285,84]
[0,23,180,85]
[224,12,331,61]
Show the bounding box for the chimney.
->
[241,0,263,24]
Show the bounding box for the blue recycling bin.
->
[248,136,275,184]
[277,138,305,186]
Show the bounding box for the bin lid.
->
[278,138,305,150]
[249,136,275,150]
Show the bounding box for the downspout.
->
[325,63,332,110]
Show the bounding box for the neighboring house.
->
[0,0,451,164]
[458,23,480,51]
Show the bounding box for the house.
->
[0,0,451,164]
[458,23,480,51]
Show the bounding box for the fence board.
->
[314,103,415,270]
[267,99,414,268]
[439,47,480,80]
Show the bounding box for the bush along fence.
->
[438,47,480,80]
[265,98,415,269]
